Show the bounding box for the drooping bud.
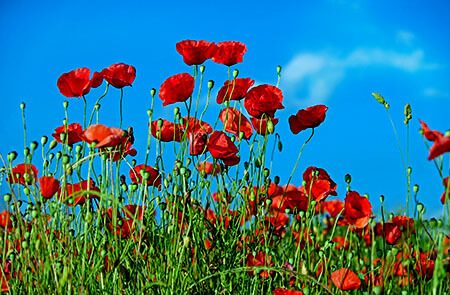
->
[7,151,18,162]
[413,184,419,193]
[150,88,156,98]
[49,140,58,150]
[207,80,214,90]
[20,102,26,110]
[345,173,352,184]
[41,136,48,146]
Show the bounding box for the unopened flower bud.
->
[277,141,283,152]
[266,120,274,134]
[407,166,412,176]
[413,184,419,193]
[131,159,137,167]
[7,151,18,162]
[274,175,280,185]
[379,195,385,203]
[199,65,205,74]
[173,107,180,117]
[207,80,214,90]
[416,203,425,215]
[276,65,282,75]
[403,103,412,125]
[41,136,48,146]
[263,168,270,178]
[49,140,58,150]
[4,193,11,203]
[63,101,69,109]
[345,173,352,184]
[150,88,156,98]
[23,147,30,157]
[232,69,239,79]
[384,102,390,110]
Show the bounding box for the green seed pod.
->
[199,65,206,74]
[49,140,58,150]
[23,187,31,196]
[150,88,156,98]
[131,159,137,167]
[274,176,280,185]
[413,184,419,193]
[62,101,69,109]
[345,173,352,184]
[416,203,425,215]
[30,141,39,152]
[55,151,62,160]
[276,65,282,75]
[31,210,38,219]
[62,155,70,165]
[384,102,390,110]
[23,147,30,157]
[121,184,128,192]
[379,195,384,203]
[266,119,274,134]
[157,118,164,128]
[21,240,28,249]
[263,168,270,178]
[173,107,180,117]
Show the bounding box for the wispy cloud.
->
[282,48,438,106]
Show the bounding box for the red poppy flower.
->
[196,161,221,176]
[108,141,137,162]
[159,73,195,106]
[428,134,450,160]
[81,124,126,148]
[219,107,253,139]
[62,180,100,206]
[90,71,104,88]
[129,164,161,188]
[151,119,184,142]
[0,211,13,230]
[207,131,240,166]
[344,191,372,228]
[302,166,337,202]
[246,251,273,279]
[419,120,443,141]
[273,288,303,295]
[415,251,436,280]
[181,116,213,134]
[331,268,361,291]
[39,176,60,199]
[441,176,449,204]
[244,84,284,118]
[122,204,146,221]
[57,67,92,97]
[216,78,255,103]
[322,199,344,218]
[289,105,328,134]
[251,117,278,135]
[176,40,217,65]
[212,41,247,66]
[188,131,209,156]
[265,212,289,237]
[7,163,38,185]
[270,185,309,213]
[52,123,83,145]
[100,63,136,88]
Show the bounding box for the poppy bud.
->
[4,193,11,203]
[407,166,412,176]
[131,159,137,167]
[233,69,239,79]
[41,136,48,146]
[199,65,206,74]
[379,195,384,203]
[266,120,274,134]
[413,184,419,193]
[49,140,58,150]
[7,151,18,162]
[30,141,38,152]
[208,80,214,90]
[345,173,352,184]
[276,65,282,75]
[56,151,62,160]
[263,168,270,178]
[63,101,69,109]
[59,132,67,143]
[384,102,390,110]
[150,88,156,98]
[277,141,283,152]
[404,103,412,125]
[24,147,30,157]
[23,187,30,195]
[274,175,280,185]
[416,203,425,215]
[62,155,70,165]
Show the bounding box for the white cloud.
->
[282,48,437,105]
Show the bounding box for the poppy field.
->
[0,40,449,294]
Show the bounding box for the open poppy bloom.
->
[244,84,284,118]
[7,163,38,185]
[419,120,443,141]
[289,105,328,134]
[219,107,253,139]
[151,119,184,142]
[343,191,372,228]
[39,176,60,199]
[52,123,83,145]
[207,131,240,166]
[176,40,217,65]
[270,185,309,213]
[331,268,361,291]
[100,63,136,88]
[61,180,100,206]
[196,161,221,176]
[273,288,304,295]
[212,41,247,66]
[57,67,92,97]
[216,78,255,103]
[302,166,337,202]
[428,134,450,160]
[159,73,195,106]
[0,211,13,231]
[129,164,161,188]
[80,124,126,148]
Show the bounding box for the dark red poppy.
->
[176,40,217,65]
[344,191,372,228]
[62,180,100,206]
[52,123,83,145]
[419,120,443,141]
[159,73,195,106]
[302,166,337,202]
[207,131,240,166]
[7,163,38,185]
[289,105,328,134]
[181,116,213,134]
[0,211,13,230]
[90,71,104,88]
[270,185,309,213]
[122,204,146,221]
[81,124,126,148]
[441,176,449,204]
[39,176,60,199]
[151,119,184,142]
[216,78,255,103]
[188,131,209,156]
[331,268,361,291]
[219,107,253,139]
[57,68,92,97]
[251,117,278,135]
[212,41,247,66]
[129,164,161,188]
[265,212,289,237]
[107,141,137,162]
[100,63,136,88]
[196,161,221,176]
[428,134,450,160]
[273,288,304,295]
[244,84,284,118]
[415,251,436,280]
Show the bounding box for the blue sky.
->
[1,0,449,217]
